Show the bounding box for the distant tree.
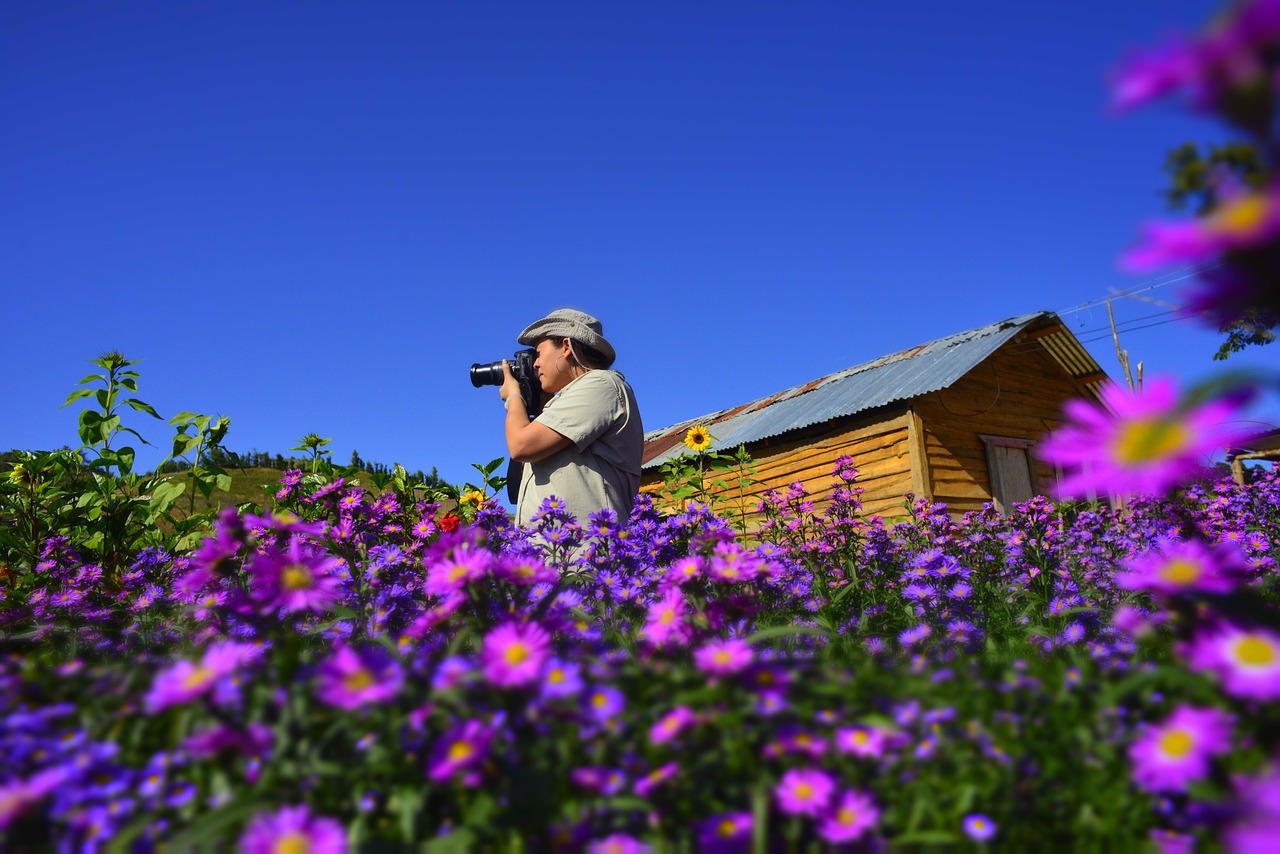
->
[1162,141,1277,360]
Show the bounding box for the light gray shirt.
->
[516,370,643,528]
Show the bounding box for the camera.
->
[470,348,543,417]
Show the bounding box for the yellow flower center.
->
[448,564,469,582]
[503,642,530,666]
[1233,635,1277,666]
[344,668,375,692]
[1159,558,1202,586]
[659,608,676,625]
[548,668,565,684]
[971,819,988,831]
[713,650,732,664]
[592,692,608,707]
[1210,194,1268,236]
[795,783,814,800]
[272,831,312,854]
[280,564,313,590]
[838,806,857,826]
[448,741,473,762]
[181,665,214,690]
[1112,418,1189,464]
[853,730,869,746]
[1158,728,1194,759]
[718,818,737,837]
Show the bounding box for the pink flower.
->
[816,789,879,843]
[694,638,754,676]
[649,707,696,745]
[0,767,66,831]
[1116,537,1251,596]
[698,811,752,851]
[963,813,997,842]
[239,804,347,854]
[835,725,887,759]
[1224,762,1280,851]
[634,762,678,798]
[424,549,491,596]
[641,588,689,648]
[481,622,551,688]
[1184,623,1280,700]
[775,768,835,817]
[1121,185,1280,273]
[1037,377,1254,498]
[145,641,263,713]
[315,645,404,711]
[1129,705,1234,793]
[587,834,649,854]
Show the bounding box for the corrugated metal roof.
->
[643,311,1088,470]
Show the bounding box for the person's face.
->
[532,337,574,395]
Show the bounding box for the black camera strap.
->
[506,457,522,505]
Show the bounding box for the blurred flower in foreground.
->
[698,811,752,851]
[1037,376,1253,498]
[775,768,835,817]
[1110,0,1280,115]
[240,804,347,854]
[1224,763,1280,850]
[1184,623,1280,700]
[1128,705,1234,793]
[315,645,405,711]
[1120,185,1280,273]
[1115,537,1252,596]
[144,641,262,713]
[816,789,879,843]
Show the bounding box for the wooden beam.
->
[907,408,933,504]
[1018,325,1063,343]
[1072,370,1109,385]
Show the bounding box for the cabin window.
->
[980,435,1038,513]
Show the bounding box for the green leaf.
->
[124,398,162,419]
[165,798,262,847]
[893,830,959,844]
[746,624,829,644]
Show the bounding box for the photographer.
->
[499,309,643,528]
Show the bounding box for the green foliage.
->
[655,429,759,530]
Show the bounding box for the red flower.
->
[439,514,461,533]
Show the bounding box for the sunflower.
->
[683,425,713,453]
[460,489,487,506]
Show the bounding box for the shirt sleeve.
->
[534,373,621,451]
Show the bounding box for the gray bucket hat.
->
[517,308,616,367]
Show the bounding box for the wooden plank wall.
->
[640,409,916,523]
[913,339,1079,516]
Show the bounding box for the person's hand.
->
[499,359,522,405]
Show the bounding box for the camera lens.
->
[469,361,505,388]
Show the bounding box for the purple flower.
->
[240,804,347,853]
[587,834,649,854]
[649,707,696,745]
[248,537,344,615]
[1037,377,1254,498]
[634,762,678,798]
[1116,537,1251,596]
[315,645,404,711]
[1184,623,1280,700]
[775,768,835,817]
[540,658,584,699]
[427,719,494,785]
[698,811,752,852]
[181,723,273,759]
[424,549,491,596]
[641,588,689,648]
[694,638,754,676]
[963,813,997,842]
[816,789,879,843]
[0,767,66,830]
[835,726,886,759]
[481,622,551,689]
[1129,705,1234,793]
[144,641,262,713]
[585,685,625,725]
[1224,762,1280,850]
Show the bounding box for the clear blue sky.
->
[3,1,1275,490]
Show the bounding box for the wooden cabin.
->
[641,312,1110,521]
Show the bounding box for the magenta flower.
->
[481,622,551,689]
[816,789,879,843]
[0,767,66,831]
[694,638,754,676]
[424,549,491,596]
[144,641,263,713]
[585,685,625,725]
[835,725,887,759]
[239,804,347,854]
[1121,185,1280,273]
[497,554,557,585]
[1184,623,1280,700]
[427,719,495,784]
[641,588,689,648]
[248,536,344,614]
[1116,537,1251,596]
[963,813,997,842]
[587,834,649,854]
[664,556,704,585]
[1037,377,1254,498]
[649,706,696,745]
[182,723,273,759]
[775,768,835,817]
[1224,763,1280,851]
[1129,705,1234,793]
[634,762,678,798]
[315,645,404,711]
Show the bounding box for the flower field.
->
[3,440,1280,848]
[6,0,1280,848]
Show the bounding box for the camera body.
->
[470,348,543,417]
